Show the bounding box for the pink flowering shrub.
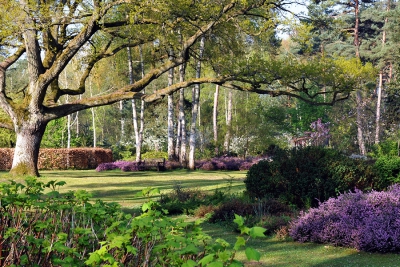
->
[95,162,118,171]
[97,156,267,172]
[289,184,400,252]
[196,156,267,171]
[96,161,139,172]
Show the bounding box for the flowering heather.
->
[96,161,139,172]
[95,162,118,172]
[289,184,400,252]
[196,156,268,171]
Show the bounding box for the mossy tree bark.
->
[10,119,48,177]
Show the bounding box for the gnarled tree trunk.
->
[11,119,48,176]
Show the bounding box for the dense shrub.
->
[209,197,293,235]
[165,160,182,170]
[245,147,379,208]
[289,184,400,252]
[373,156,400,189]
[257,215,292,236]
[243,159,284,200]
[158,184,227,215]
[209,198,254,223]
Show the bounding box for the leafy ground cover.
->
[0,169,399,266]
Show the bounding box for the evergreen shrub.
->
[158,184,227,215]
[373,156,400,189]
[244,147,379,208]
[289,184,400,252]
[209,197,293,235]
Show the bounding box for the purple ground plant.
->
[95,162,118,172]
[96,161,139,172]
[289,184,400,252]
[196,156,269,171]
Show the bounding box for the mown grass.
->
[36,169,246,210]
[201,222,400,266]
[1,169,399,266]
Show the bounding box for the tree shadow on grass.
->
[42,169,245,179]
[200,222,400,267]
[70,180,244,202]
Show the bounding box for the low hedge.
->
[0,148,112,170]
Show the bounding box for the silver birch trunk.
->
[91,107,96,147]
[76,97,80,135]
[213,84,219,156]
[375,0,390,144]
[138,46,145,162]
[175,107,182,158]
[119,100,125,144]
[89,77,96,147]
[167,53,175,160]
[64,70,71,149]
[356,90,366,155]
[375,72,383,144]
[188,36,205,170]
[353,0,365,155]
[128,46,145,162]
[223,90,232,154]
[178,63,187,166]
[67,111,71,149]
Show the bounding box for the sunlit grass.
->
[36,169,247,209]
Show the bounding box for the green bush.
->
[244,159,285,200]
[327,157,378,191]
[158,183,227,215]
[245,147,379,208]
[373,156,400,188]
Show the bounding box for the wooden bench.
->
[138,158,166,171]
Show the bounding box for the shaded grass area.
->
[1,169,399,266]
[201,222,400,267]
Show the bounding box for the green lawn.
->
[202,222,400,266]
[29,169,246,209]
[1,169,399,266]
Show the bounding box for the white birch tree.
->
[189,36,205,170]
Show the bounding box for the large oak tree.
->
[0,0,368,176]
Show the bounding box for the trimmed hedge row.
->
[0,148,112,170]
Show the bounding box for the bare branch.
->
[0,45,26,71]
[0,121,14,130]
